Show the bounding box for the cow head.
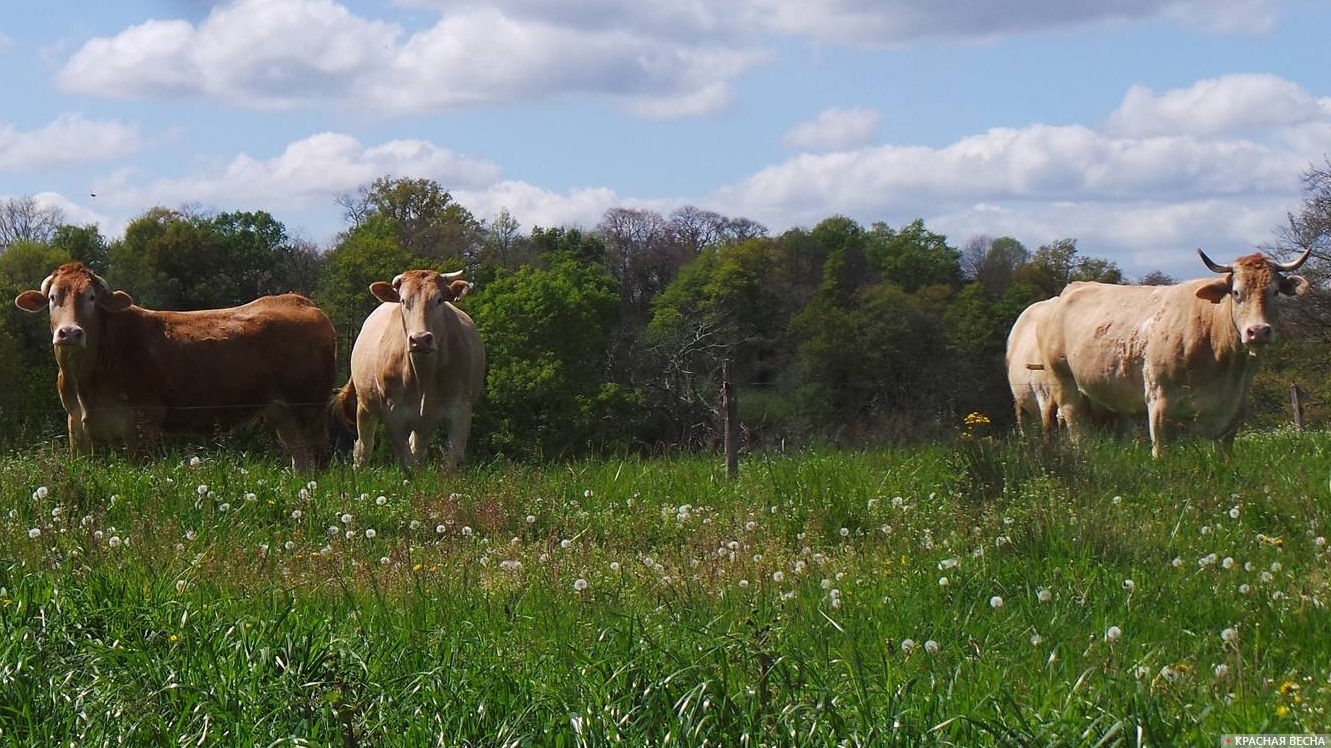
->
[369,269,470,356]
[1195,248,1311,348]
[14,263,134,360]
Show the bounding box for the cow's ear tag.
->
[1195,279,1229,304]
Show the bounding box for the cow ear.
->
[14,290,48,312]
[1195,278,1229,304]
[99,290,134,312]
[1278,274,1309,297]
[369,281,400,303]
[447,280,471,301]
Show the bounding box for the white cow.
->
[1038,248,1310,457]
[334,270,486,469]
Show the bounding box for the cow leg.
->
[57,385,91,457]
[1146,388,1169,459]
[268,405,320,471]
[443,404,473,468]
[380,410,417,470]
[354,406,380,469]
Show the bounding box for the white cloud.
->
[784,107,879,152]
[94,132,502,219]
[56,0,761,117]
[0,114,142,172]
[742,0,1279,45]
[1108,74,1325,138]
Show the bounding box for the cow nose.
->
[408,331,435,352]
[1244,323,1273,344]
[54,325,85,347]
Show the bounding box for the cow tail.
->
[329,379,358,452]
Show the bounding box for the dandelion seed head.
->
[989,595,1004,609]
[375,495,387,506]
[1221,627,1239,644]
[900,638,916,654]
[924,639,939,654]
[364,528,377,539]
[1122,579,1135,592]
[1105,625,1122,642]
[573,578,588,592]
[27,528,40,539]
[1037,588,1052,602]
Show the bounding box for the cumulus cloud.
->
[0,114,142,172]
[783,107,879,152]
[56,0,761,117]
[742,0,1279,46]
[97,132,502,217]
[1108,74,1326,138]
[707,75,1331,276]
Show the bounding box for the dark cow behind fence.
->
[14,262,337,469]
[1037,248,1310,457]
[332,269,485,470]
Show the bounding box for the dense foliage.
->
[0,171,1328,460]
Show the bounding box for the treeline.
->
[1,175,1326,459]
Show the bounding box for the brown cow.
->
[1037,248,1310,457]
[14,263,336,469]
[332,270,485,470]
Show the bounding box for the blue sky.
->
[2,0,1329,278]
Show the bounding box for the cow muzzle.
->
[1243,323,1274,346]
[407,331,436,354]
[54,325,86,348]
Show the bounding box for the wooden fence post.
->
[1290,382,1304,433]
[722,360,739,479]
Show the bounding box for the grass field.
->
[0,428,1328,746]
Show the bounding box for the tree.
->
[0,240,74,432]
[314,218,416,370]
[107,207,308,310]
[961,235,1029,297]
[0,196,63,249]
[468,257,640,459]
[644,237,792,446]
[1137,270,1176,286]
[1271,158,1331,337]
[595,207,686,325]
[51,224,110,274]
[1014,238,1122,297]
[864,219,962,293]
[339,176,484,265]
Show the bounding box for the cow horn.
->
[1197,248,1231,275]
[391,273,405,289]
[38,272,56,297]
[1271,246,1313,272]
[442,269,466,281]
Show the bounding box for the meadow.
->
[0,428,1328,746]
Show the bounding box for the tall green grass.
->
[0,430,1328,745]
